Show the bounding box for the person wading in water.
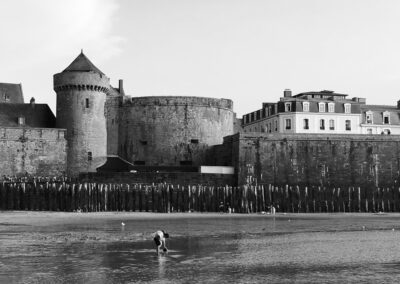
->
[153,230,170,255]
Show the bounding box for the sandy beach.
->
[2,211,400,283]
[1,211,399,227]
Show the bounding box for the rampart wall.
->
[80,172,234,186]
[223,133,400,186]
[0,127,67,176]
[118,96,235,166]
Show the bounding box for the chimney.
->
[119,79,125,95]
[30,97,35,108]
[284,89,292,97]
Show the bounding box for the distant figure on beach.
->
[270,205,276,215]
[154,230,169,255]
[219,202,224,213]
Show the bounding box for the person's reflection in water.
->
[158,254,166,278]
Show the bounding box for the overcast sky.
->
[1,0,400,116]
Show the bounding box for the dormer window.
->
[285,103,291,112]
[366,111,373,124]
[344,103,351,114]
[318,103,325,112]
[303,102,309,112]
[4,93,10,102]
[328,103,335,113]
[383,111,390,124]
[18,116,25,126]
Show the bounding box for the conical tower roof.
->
[62,51,105,75]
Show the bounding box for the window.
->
[190,139,199,144]
[85,98,89,108]
[367,128,372,134]
[344,103,351,114]
[329,119,335,130]
[345,120,351,131]
[4,94,10,102]
[140,140,148,145]
[88,151,92,161]
[303,119,309,130]
[303,102,310,112]
[285,103,291,112]
[320,164,326,177]
[328,103,335,113]
[285,119,291,130]
[319,103,325,113]
[366,112,373,124]
[320,119,325,130]
[269,123,272,133]
[275,121,278,131]
[383,111,390,124]
[18,116,25,126]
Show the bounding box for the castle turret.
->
[54,51,109,176]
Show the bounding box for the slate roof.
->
[0,83,24,103]
[361,105,400,125]
[293,90,348,98]
[96,155,135,172]
[62,52,105,75]
[0,103,56,128]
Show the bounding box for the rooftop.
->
[0,83,24,103]
[0,103,56,128]
[62,51,105,75]
[293,90,348,98]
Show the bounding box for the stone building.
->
[0,84,66,176]
[242,89,384,134]
[2,52,400,188]
[0,51,237,178]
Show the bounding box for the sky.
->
[1,0,400,116]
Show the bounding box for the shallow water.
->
[1,214,400,283]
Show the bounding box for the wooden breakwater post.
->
[1,181,400,213]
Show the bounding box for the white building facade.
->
[242,90,400,135]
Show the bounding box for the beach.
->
[1,212,400,283]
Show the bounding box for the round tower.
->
[54,51,109,177]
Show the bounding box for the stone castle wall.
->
[222,133,400,186]
[105,94,122,155]
[117,96,235,166]
[0,127,67,176]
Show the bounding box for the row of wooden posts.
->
[0,182,399,213]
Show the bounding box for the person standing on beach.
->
[154,230,169,255]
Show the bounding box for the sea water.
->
[1,214,400,283]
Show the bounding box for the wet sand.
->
[1,210,398,226]
[1,212,400,283]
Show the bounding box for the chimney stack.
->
[284,89,292,97]
[119,79,125,95]
[30,97,35,108]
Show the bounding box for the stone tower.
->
[54,51,109,177]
